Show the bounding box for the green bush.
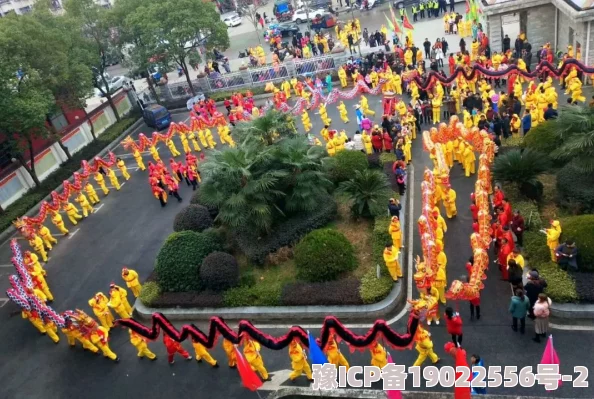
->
[500,136,524,148]
[280,279,363,305]
[492,149,551,201]
[359,268,393,304]
[379,152,397,166]
[173,204,213,232]
[523,231,552,266]
[559,215,594,271]
[190,189,219,218]
[154,231,222,292]
[523,123,562,156]
[233,197,337,265]
[139,281,162,307]
[0,117,138,233]
[329,150,369,183]
[208,86,268,102]
[538,262,579,303]
[223,284,282,306]
[513,201,542,231]
[338,169,390,218]
[372,217,392,268]
[556,164,594,213]
[369,191,398,218]
[199,251,240,292]
[367,153,381,169]
[294,228,357,282]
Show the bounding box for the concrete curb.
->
[265,388,568,399]
[550,302,594,319]
[0,117,145,246]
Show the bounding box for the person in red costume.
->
[382,130,393,152]
[507,73,516,96]
[498,238,513,280]
[444,342,472,399]
[371,132,383,153]
[497,207,509,227]
[491,218,503,254]
[502,226,515,252]
[502,198,513,225]
[445,307,463,347]
[492,185,505,209]
[470,200,478,222]
[163,334,192,364]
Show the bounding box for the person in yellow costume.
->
[435,242,448,304]
[94,171,109,195]
[510,114,521,138]
[318,103,332,126]
[383,243,402,282]
[423,284,441,325]
[443,140,454,168]
[62,321,98,352]
[545,220,562,262]
[222,339,237,368]
[75,192,94,218]
[37,224,57,250]
[412,323,439,367]
[28,233,48,262]
[359,95,375,117]
[404,48,413,66]
[179,133,192,154]
[303,45,311,58]
[361,131,373,154]
[369,70,379,88]
[528,106,539,129]
[388,216,403,249]
[107,168,121,191]
[369,341,387,369]
[129,329,157,360]
[403,134,412,164]
[338,67,348,88]
[165,137,181,157]
[462,144,476,177]
[410,81,420,103]
[444,188,457,219]
[333,132,346,152]
[450,87,460,114]
[434,207,447,234]
[301,110,312,133]
[243,337,270,380]
[122,267,142,298]
[204,128,216,148]
[28,262,54,301]
[192,338,219,366]
[149,145,161,162]
[288,339,313,381]
[91,326,119,361]
[324,332,349,370]
[545,87,558,110]
[25,250,46,276]
[326,138,336,157]
[281,80,291,99]
[131,148,146,171]
[395,100,407,117]
[22,309,46,334]
[116,157,131,181]
[108,283,132,319]
[84,182,100,205]
[337,101,349,123]
[89,292,114,329]
[455,139,465,164]
[50,211,69,235]
[188,130,201,152]
[197,129,208,148]
[320,126,330,142]
[431,96,442,124]
[392,73,402,95]
[566,77,586,103]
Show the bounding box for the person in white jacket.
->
[352,132,365,152]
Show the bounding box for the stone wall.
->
[526,3,557,52]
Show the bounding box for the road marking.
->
[259,369,293,391]
[106,182,126,190]
[256,165,416,330]
[93,203,105,212]
[0,264,13,268]
[68,228,80,239]
[550,323,594,331]
[52,233,70,237]
[0,298,8,308]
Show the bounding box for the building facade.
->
[480,0,594,66]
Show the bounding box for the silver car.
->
[222,13,242,27]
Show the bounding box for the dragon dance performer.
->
[121,267,142,298]
[24,250,46,277]
[108,283,132,319]
[107,168,121,191]
[324,332,350,370]
[164,334,192,364]
[129,329,157,360]
[63,202,83,226]
[75,192,94,218]
[243,335,270,380]
[412,323,439,367]
[84,182,100,205]
[50,210,69,235]
[383,242,402,282]
[94,171,110,196]
[369,341,388,369]
[222,339,237,368]
[116,157,131,181]
[289,339,313,381]
[28,233,48,262]
[132,148,146,171]
[91,325,119,361]
[89,292,114,330]
[192,338,219,367]
[37,225,57,250]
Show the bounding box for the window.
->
[50,111,68,131]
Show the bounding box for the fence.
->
[294,54,337,76]
[207,71,249,91]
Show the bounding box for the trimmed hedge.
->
[208,86,268,102]
[294,229,357,282]
[359,268,393,304]
[280,279,363,306]
[379,152,397,166]
[190,189,219,218]
[0,117,138,233]
[559,215,594,272]
[223,283,282,306]
[139,281,162,307]
[233,196,337,265]
[330,150,369,183]
[150,291,225,308]
[372,217,391,270]
[199,251,240,291]
[154,230,222,292]
[513,201,542,231]
[556,164,594,213]
[173,204,213,232]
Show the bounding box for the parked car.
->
[295,0,331,9]
[273,0,294,22]
[143,104,171,130]
[277,22,300,37]
[310,13,337,30]
[292,7,325,23]
[221,12,242,27]
[94,75,130,97]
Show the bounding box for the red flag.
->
[454,348,472,399]
[403,14,414,30]
[385,353,403,399]
[540,335,562,390]
[234,347,263,391]
[465,0,470,13]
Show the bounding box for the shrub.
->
[173,204,213,233]
[190,189,219,218]
[139,281,162,307]
[538,262,578,303]
[199,252,240,291]
[233,197,337,265]
[367,153,381,169]
[523,123,562,156]
[492,149,551,201]
[369,191,398,218]
[280,279,363,306]
[359,268,394,304]
[372,217,392,267]
[0,117,138,233]
[338,169,390,218]
[154,231,222,292]
[555,164,594,213]
[329,150,369,183]
[265,246,294,266]
[573,272,594,303]
[379,152,397,166]
[223,284,282,306]
[294,229,358,282]
[150,291,225,308]
[559,215,594,272]
[500,135,523,148]
[523,231,552,266]
[513,201,542,231]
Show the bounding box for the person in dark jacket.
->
[394,145,405,161]
[503,34,511,52]
[521,110,531,136]
[507,259,523,289]
[525,270,547,319]
[511,210,525,247]
[543,104,558,120]
[501,113,511,138]
[381,115,392,133]
[388,198,402,219]
[509,289,530,334]
[555,240,578,271]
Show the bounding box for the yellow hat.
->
[552,220,560,227]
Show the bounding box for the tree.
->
[237,0,264,45]
[549,106,594,173]
[338,169,391,218]
[65,0,122,122]
[0,60,55,187]
[123,0,230,96]
[232,109,296,146]
[492,149,552,200]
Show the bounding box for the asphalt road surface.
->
[2,82,594,398]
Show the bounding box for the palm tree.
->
[338,169,391,218]
[492,149,552,200]
[550,106,594,173]
[232,109,296,146]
